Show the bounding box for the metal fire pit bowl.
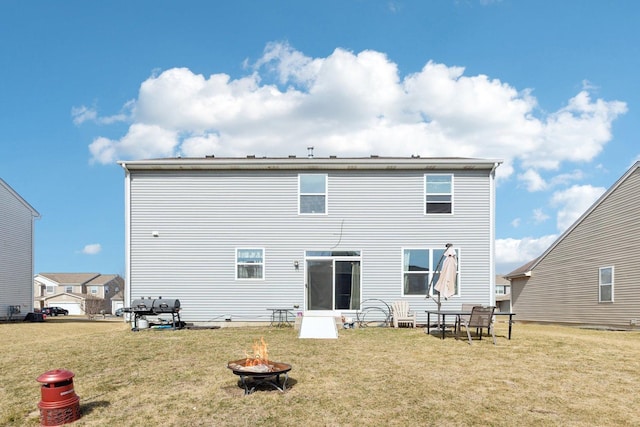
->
[227,358,292,395]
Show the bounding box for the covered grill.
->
[124,298,182,330]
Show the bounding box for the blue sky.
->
[1,0,638,276]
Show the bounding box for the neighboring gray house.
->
[120,156,501,324]
[506,161,640,330]
[0,178,40,320]
[34,273,124,315]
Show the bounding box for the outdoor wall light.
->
[151,231,160,237]
[294,260,299,269]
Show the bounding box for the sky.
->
[1,0,638,276]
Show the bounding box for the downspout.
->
[489,162,500,307]
[120,162,132,312]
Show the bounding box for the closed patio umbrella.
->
[435,245,457,300]
[431,243,457,331]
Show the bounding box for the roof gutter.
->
[118,157,504,172]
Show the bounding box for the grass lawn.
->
[1,318,639,426]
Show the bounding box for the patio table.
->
[267,308,294,327]
[425,310,516,340]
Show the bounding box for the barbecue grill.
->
[124,298,182,330]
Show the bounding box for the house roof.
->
[43,292,86,302]
[86,274,124,286]
[119,156,503,172]
[37,273,101,285]
[495,275,510,285]
[0,178,40,217]
[111,290,124,301]
[504,161,640,279]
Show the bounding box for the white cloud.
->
[71,105,97,125]
[89,124,178,164]
[550,184,606,231]
[518,169,547,191]
[510,218,521,228]
[532,208,550,224]
[84,42,626,169]
[82,243,102,255]
[495,234,558,274]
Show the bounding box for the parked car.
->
[41,307,69,316]
[114,307,124,317]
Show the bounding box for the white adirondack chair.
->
[391,301,417,328]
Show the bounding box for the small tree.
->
[84,295,105,319]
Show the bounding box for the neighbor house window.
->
[65,286,73,293]
[425,174,453,214]
[496,285,509,295]
[403,248,459,296]
[90,286,99,295]
[599,266,614,302]
[299,174,327,214]
[237,248,264,280]
[46,285,55,294]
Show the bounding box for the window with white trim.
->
[236,248,264,280]
[299,174,327,214]
[402,247,459,296]
[425,174,453,214]
[599,266,613,302]
[65,286,73,293]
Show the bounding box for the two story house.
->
[506,161,640,329]
[34,273,124,315]
[1,178,40,320]
[119,155,501,325]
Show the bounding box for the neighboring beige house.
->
[1,178,40,320]
[506,161,640,330]
[110,290,125,314]
[34,273,124,315]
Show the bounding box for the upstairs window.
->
[299,174,327,214]
[237,248,264,280]
[425,174,453,214]
[65,286,73,293]
[599,266,614,302]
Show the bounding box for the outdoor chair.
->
[391,300,417,328]
[456,303,480,334]
[458,306,496,345]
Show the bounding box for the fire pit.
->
[227,359,292,395]
[227,337,292,395]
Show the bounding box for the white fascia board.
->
[119,157,503,172]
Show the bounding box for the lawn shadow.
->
[80,400,110,416]
[229,376,298,395]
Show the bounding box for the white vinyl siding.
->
[0,180,39,318]
[125,166,495,322]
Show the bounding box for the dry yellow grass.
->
[1,317,639,426]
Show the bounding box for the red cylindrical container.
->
[36,369,81,426]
